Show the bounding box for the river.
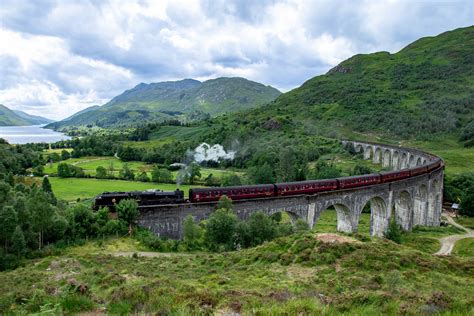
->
[0,125,71,144]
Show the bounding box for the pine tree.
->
[0,206,18,251]
[10,226,26,258]
[41,176,56,205]
[42,176,52,193]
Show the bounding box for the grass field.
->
[453,238,474,257]
[456,216,474,230]
[0,228,472,314]
[43,156,242,181]
[48,177,201,201]
[403,136,474,175]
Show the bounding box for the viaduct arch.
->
[138,140,444,239]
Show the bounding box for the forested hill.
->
[205,26,474,146]
[47,77,280,129]
[0,104,53,126]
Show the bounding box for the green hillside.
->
[47,77,280,129]
[199,26,474,146]
[0,104,52,126]
[0,231,472,314]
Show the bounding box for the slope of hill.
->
[61,105,100,121]
[12,109,53,125]
[200,26,474,147]
[0,104,53,126]
[47,77,281,129]
[0,232,472,314]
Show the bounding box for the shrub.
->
[205,208,237,250]
[116,199,139,234]
[460,191,474,216]
[385,219,402,244]
[95,166,108,179]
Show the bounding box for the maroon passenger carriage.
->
[337,173,381,189]
[275,179,338,196]
[189,184,275,203]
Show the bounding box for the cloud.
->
[0,0,473,120]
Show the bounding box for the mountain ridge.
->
[47,77,281,129]
[0,104,53,126]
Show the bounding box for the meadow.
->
[43,156,242,180]
[404,136,474,175]
[0,224,472,314]
[47,177,200,201]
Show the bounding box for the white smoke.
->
[193,143,235,162]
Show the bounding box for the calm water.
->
[0,125,71,144]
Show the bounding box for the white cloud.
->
[0,0,473,119]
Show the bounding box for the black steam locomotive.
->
[93,189,184,211]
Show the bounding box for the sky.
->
[1,0,473,120]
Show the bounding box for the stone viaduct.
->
[138,140,444,239]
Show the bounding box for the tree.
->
[151,167,172,183]
[217,195,233,210]
[460,191,474,217]
[234,221,252,249]
[41,176,52,193]
[32,165,44,177]
[10,226,26,258]
[278,148,297,182]
[28,190,54,249]
[248,163,275,184]
[116,199,139,235]
[183,214,201,246]
[57,163,72,177]
[0,181,10,204]
[221,174,241,187]
[309,161,341,180]
[352,164,374,176]
[248,212,276,246]
[120,163,135,181]
[68,204,96,239]
[136,172,149,182]
[385,218,402,244]
[189,163,201,184]
[205,209,237,250]
[41,176,56,204]
[5,173,14,187]
[96,166,108,179]
[61,150,70,160]
[0,206,17,251]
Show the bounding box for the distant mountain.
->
[0,104,53,126]
[47,77,281,129]
[62,105,101,121]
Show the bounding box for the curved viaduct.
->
[138,140,444,239]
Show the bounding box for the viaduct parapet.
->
[138,141,444,239]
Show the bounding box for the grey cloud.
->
[0,0,473,119]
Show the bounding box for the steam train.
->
[93,158,443,210]
[93,189,185,211]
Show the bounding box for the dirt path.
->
[434,214,474,256]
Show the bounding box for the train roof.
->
[336,173,381,181]
[190,184,274,192]
[276,179,337,187]
[379,170,411,176]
